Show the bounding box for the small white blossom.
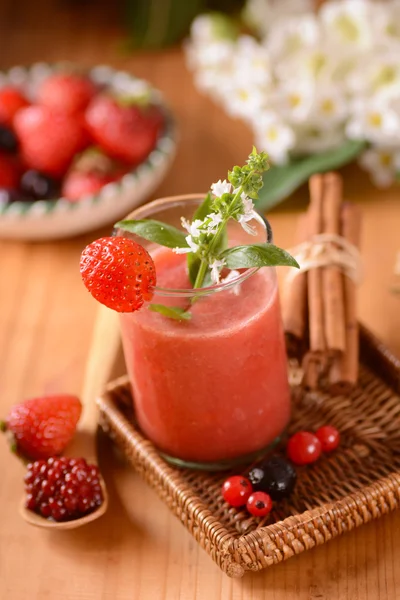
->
[189,219,204,238]
[346,97,400,144]
[320,0,376,50]
[180,217,204,238]
[205,212,223,233]
[232,36,272,87]
[310,87,348,129]
[273,81,314,124]
[238,216,257,236]
[237,193,265,236]
[254,111,296,164]
[210,258,226,284]
[190,15,218,44]
[244,0,313,38]
[173,235,200,255]
[211,179,232,197]
[223,78,266,121]
[359,147,400,187]
[267,14,319,60]
[180,217,191,233]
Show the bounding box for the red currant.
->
[221,476,253,507]
[246,492,273,517]
[287,431,322,465]
[316,426,340,452]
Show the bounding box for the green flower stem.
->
[191,174,253,291]
[193,258,209,290]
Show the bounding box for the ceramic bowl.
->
[0,63,177,241]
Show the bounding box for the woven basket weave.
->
[97,324,400,578]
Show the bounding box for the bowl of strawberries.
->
[0,63,177,240]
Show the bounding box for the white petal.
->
[173,247,192,254]
[211,179,232,197]
[238,215,257,235]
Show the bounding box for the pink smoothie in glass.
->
[120,248,291,463]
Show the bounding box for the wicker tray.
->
[97,324,400,578]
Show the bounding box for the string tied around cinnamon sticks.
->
[287,233,363,285]
[282,171,362,394]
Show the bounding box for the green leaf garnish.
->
[221,244,300,269]
[115,219,187,249]
[257,140,366,211]
[149,304,191,321]
[113,149,300,323]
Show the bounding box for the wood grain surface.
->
[0,2,399,598]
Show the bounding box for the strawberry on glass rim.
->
[80,236,156,313]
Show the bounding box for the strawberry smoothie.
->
[120,247,291,466]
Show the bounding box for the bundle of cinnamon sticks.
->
[282,172,362,393]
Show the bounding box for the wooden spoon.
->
[20,305,121,529]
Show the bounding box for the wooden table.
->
[1,4,400,598]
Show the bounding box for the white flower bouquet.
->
[186,0,400,209]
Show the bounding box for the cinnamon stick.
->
[321,173,346,355]
[307,175,326,354]
[302,352,321,390]
[282,214,309,358]
[329,203,362,393]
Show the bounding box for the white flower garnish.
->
[173,235,200,255]
[180,217,191,233]
[211,179,232,196]
[358,147,400,187]
[205,212,223,233]
[210,258,226,284]
[181,217,205,238]
[237,193,265,236]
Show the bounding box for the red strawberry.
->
[14,105,88,177]
[37,73,97,115]
[0,151,20,188]
[62,171,114,201]
[63,146,126,201]
[85,95,163,164]
[2,395,82,460]
[0,86,30,127]
[80,236,156,312]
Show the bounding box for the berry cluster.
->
[222,456,296,517]
[222,426,340,517]
[25,457,103,522]
[0,72,163,206]
[287,426,340,466]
